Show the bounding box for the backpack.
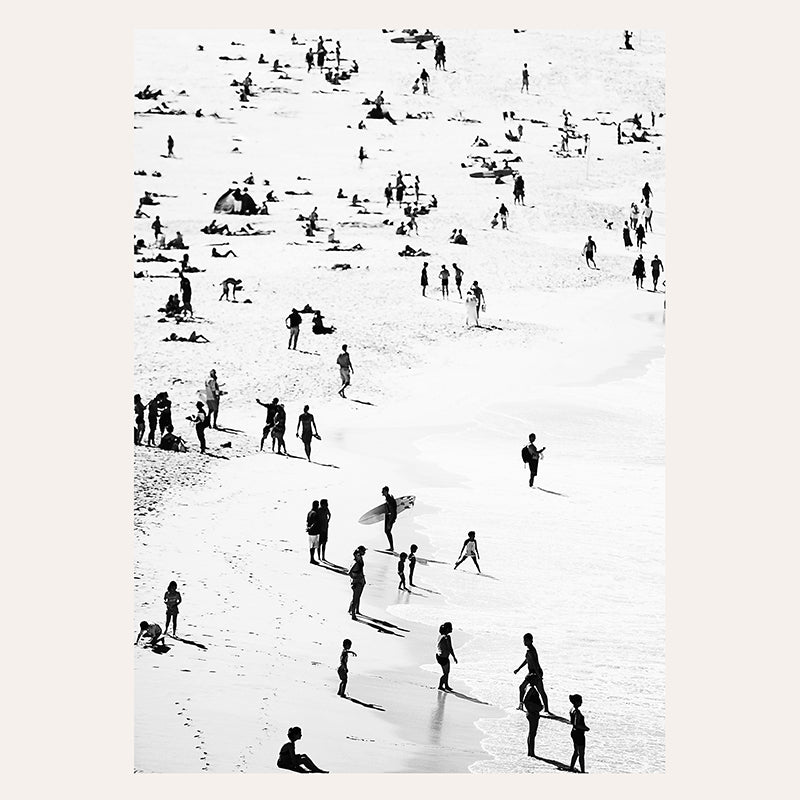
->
[521,445,531,464]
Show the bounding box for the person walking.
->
[151,215,163,242]
[167,135,174,157]
[318,498,331,561]
[286,307,302,350]
[651,255,664,291]
[436,622,457,691]
[348,546,367,619]
[296,405,320,460]
[189,401,208,453]
[642,181,653,204]
[642,202,654,232]
[439,264,450,298]
[453,263,464,298]
[636,223,646,250]
[514,632,550,713]
[633,254,646,289]
[454,531,481,572]
[471,281,485,322]
[569,694,590,773]
[523,685,543,757]
[521,433,546,487]
[582,235,598,269]
[163,580,181,636]
[499,202,509,230]
[305,48,314,71]
[307,500,321,564]
[521,63,529,93]
[337,639,357,697]
[420,262,429,296]
[382,486,397,551]
[134,394,145,445]
[622,221,633,248]
[179,271,193,316]
[384,183,393,206]
[205,369,221,429]
[336,344,354,398]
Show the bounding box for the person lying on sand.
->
[163,331,210,343]
[211,247,237,258]
[277,727,328,773]
[135,621,165,647]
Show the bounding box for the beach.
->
[134,28,665,772]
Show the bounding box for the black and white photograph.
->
[132,27,665,773]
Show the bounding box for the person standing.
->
[521,433,546,487]
[499,202,509,229]
[167,135,174,157]
[642,202,653,232]
[642,181,653,204]
[151,215,163,242]
[271,403,288,455]
[521,63,529,93]
[408,543,418,586]
[318,499,331,561]
[286,307,302,350]
[420,68,430,94]
[471,281,485,322]
[305,48,314,72]
[134,394,145,445]
[582,235,598,269]
[337,638,357,697]
[296,404,320,461]
[622,220,633,248]
[336,344,354,398]
[651,255,664,291]
[569,694,590,773]
[382,486,397,551]
[179,272,192,316]
[146,394,160,446]
[436,622,457,691]
[636,223,646,250]
[163,580,181,636]
[414,175,420,202]
[256,396,280,450]
[452,263,464,298]
[189,401,208,453]
[439,264,450,298]
[465,288,479,327]
[348,546,367,619]
[633,254,646,289]
[158,393,173,437]
[420,262,429,296]
[523,685,543,757]
[307,500,321,564]
[205,369,221,429]
[514,632,550,713]
[384,183,393,206]
[454,531,481,572]
[397,552,409,590]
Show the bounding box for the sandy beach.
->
[134,29,665,773]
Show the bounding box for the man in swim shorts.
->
[336,344,354,397]
[382,486,397,551]
[514,632,550,713]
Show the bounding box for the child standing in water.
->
[397,552,409,590]
[408,544,418,586]
[337,638,357,697]
[454,531,481,572]
[569,694,590,773]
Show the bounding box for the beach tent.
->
[214,189,239,214]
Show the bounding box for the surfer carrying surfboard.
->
[382,487,398,551]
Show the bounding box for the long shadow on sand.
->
[542,712,570,724]
[360,615,410,633]
[534,755,575,772]
[215,426,244,434]
[351,617,405,637]
[316,561,349,575]
[311,461,340,469]
[442,689,491,705]
[205,452,230,460]
[150,644,172,654]
[347,697,385,712]
[294,350,320,356]
[347,398,375,406]
[411,585,442,595]
[167,634,208,650]
[537,487,567,497]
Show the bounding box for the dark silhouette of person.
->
[633,254,646,289]
[382,486,397,551]
[569,694,589,773]
[522,433,546,487]
[436,622,457,690]
[296,405,319,460]
[277,727,328,773]
[348,546,367,618]
[523,685,543,757]
[256,396,280,450]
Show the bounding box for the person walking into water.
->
[337,639,357,697]
[205,369,221,429]
[436,622,457,691]
[439,264,450,298]
[286,307,302,350]
[633,254,646,289]
[382,486,398,551]
[651,255,664,290]
[523,685,543,757]
[582,235,598,268]
[318,498,331,561]
[453,263,464,298]
[521,433,546,487]
[336,344,354,398]
[163,580,181,636]
[420,262,429,296]
[569,694,590,773]
[514,632,550,714]
[454,531,481,572]
[296,405,320,461]
[348,546,367,619]
[277,727,328,773]
[256,396,280,450]
[189,401,208,453]
[167,135,174,157]
[521,63,529,93]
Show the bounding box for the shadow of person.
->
[167,634,207,650]
[150,643,171,654]
[347,697,385,711]
[316,562,349,575]
[542,712,570,723]
[310,461,340,469]
[348,398,375,406]
[359,615,410,632]
[537,487,567,497]
[352,617,404,637]
[444,689,491,705]
[534,755,575,771]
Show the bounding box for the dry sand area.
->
[134,29,665,773]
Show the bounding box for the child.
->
[397,552,409,590]
[135,621,165,648]
[337,638,357,697]
[569,693,590,773]
[454,531,481,572]
[408,544,418,586]
[163,580,181,636]
[277,727,328,773]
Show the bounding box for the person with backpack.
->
[521,433,546,487]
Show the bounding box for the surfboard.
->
[358,495,415,525]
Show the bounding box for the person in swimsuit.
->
[348,546,367,619]
[439,265,450,298]
[521,63,529,93]
[382,486,397,551]
[337,638,357,697]
[408,543,418,586]
[256,397,279,450]
[523,684,543,756]
[651,255,664,291]
[271,404,287,454]
[135,621,165,647]
[453,264,464,298]
[306,500,320,564]
[296,405,319,461]
[286,308,302,350]
[582,235,598,268]
[163,580,181,636]
[336,345,354,398]
[397,552,409,590]
[569,694,589,773]
[146,394,160,446]
[436,622,457,691]
[318,499,331,561]
[277,727,328,773]
[514,632,550,713]
[454,531,481,572]
[134,394,145,445]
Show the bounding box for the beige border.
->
[6,1,794,798]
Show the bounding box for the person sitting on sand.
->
[211,247,237,258]
[396,222,408,235]
[328,229,340,244]
[135,620,165,648]
[265,190,278,202]
[219,278,243,301]
[165,231,186,249]
[312,311,336,335]
[277,727,329,773]
[453,229,468,245]
[258,53,266,64]
[163,331,210,343]
[337,188,346,199]
[163,294,181,316]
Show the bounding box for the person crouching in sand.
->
[337,638,357,697]
[135,621,165,648]
[277,727,329,773]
